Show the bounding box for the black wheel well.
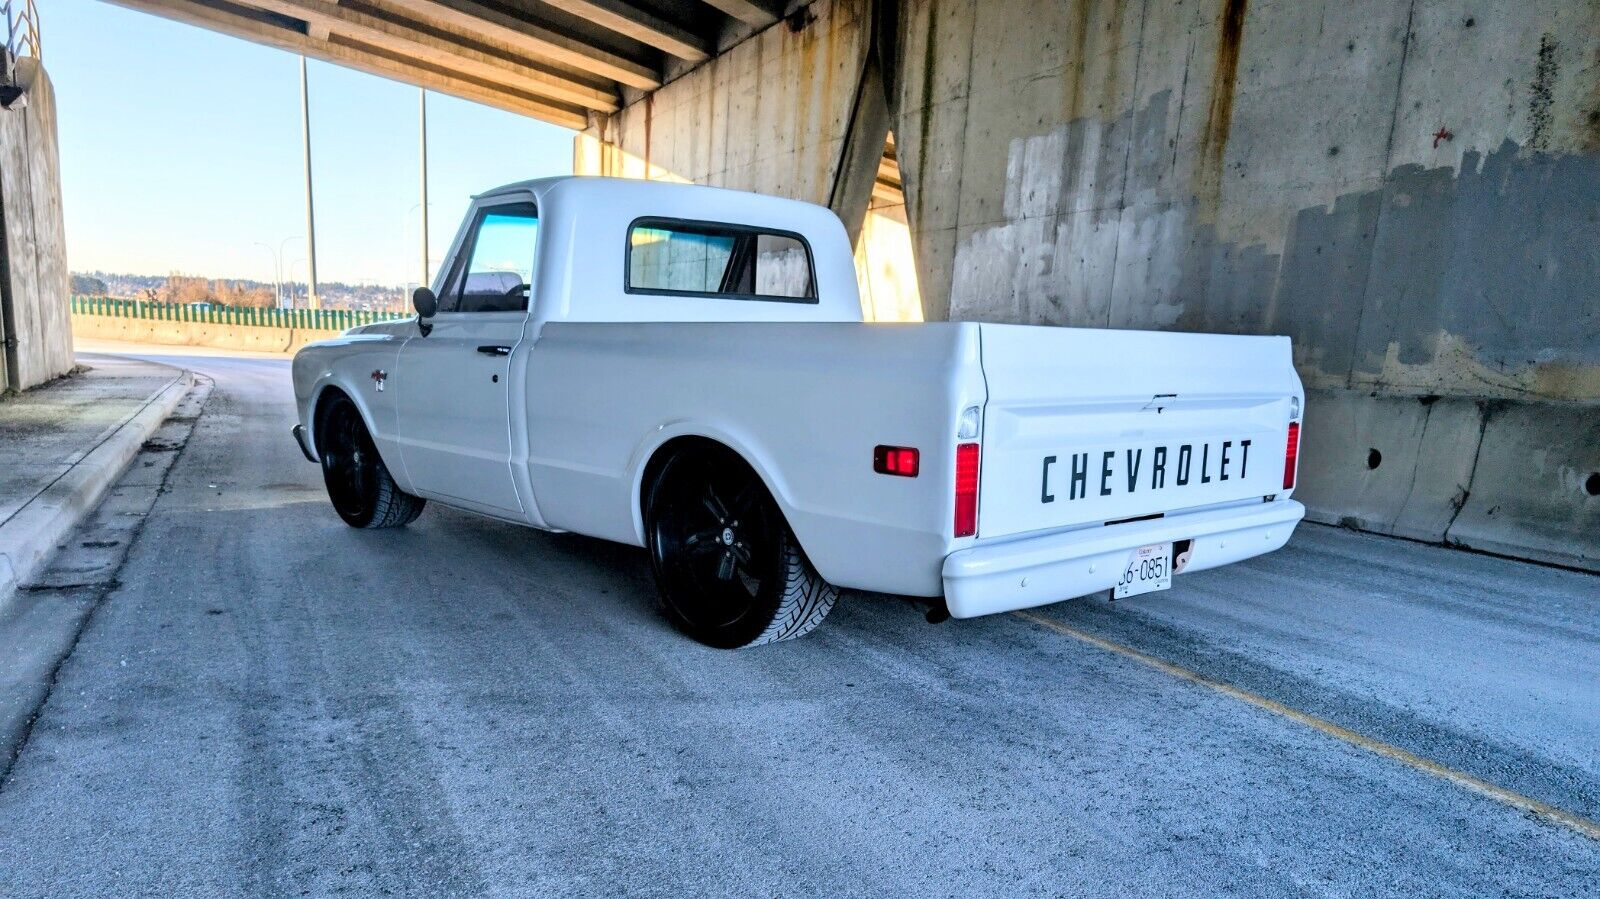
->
[641,436,755,523]
[311,386,354,450]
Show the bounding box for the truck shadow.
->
[414,501,957,649]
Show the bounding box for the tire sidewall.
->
[316,394,380,529]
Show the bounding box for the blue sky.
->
[49,0,576,286]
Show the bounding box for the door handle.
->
[476,345,512,356]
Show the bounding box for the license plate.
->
[1114,543,1172,599]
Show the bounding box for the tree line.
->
[72,273,273,307]
[69,272,406,311]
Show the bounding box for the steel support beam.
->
[698,0,778,28]
[103,0,593,128]
[368,0,660,89]
[232,0,619,110]
[532,0,708,62]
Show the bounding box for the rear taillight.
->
[873,445,920,477]
[1283,421,1301,490]
[955,442,980,537]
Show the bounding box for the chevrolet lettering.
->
[1042,439,1254,503]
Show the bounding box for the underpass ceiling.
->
[100,0,793,129]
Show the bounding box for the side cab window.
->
[438,201,540,313]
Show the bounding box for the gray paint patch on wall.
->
[1152,143,1600,396]
[1270,190,1384,387]
[953,92,1600,401]
[1175,139,1600,396]
[1358,142,1600,381]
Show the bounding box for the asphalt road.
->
[1,344,1596,897]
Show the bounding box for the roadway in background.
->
[0,343,1595,897]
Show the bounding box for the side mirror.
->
[412,286,438,318]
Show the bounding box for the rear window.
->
[626,218,816,302]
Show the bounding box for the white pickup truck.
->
[292,176,1305,648]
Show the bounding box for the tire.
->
[645,447,838,648]
[315,392,426,529]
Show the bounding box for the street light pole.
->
[419,88,430,289]
[255,236,302,309]
[300,56,321,310]
[252,242,280,307]
[287,258,306,305]
[279,235,298,308]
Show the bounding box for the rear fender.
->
[627,422,799,551]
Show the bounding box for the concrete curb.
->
[0,368,194,614]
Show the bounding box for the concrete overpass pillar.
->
[825,51,891,247]
[0,57,73,391]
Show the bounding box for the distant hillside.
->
[72,270,407,312]
[70,274,109,296]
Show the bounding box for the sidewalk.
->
[0,353,192,608]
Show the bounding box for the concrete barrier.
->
[1296,390,1483,544]
[1447,403,1600,572]
[70,313,342,355]
[1298,388,1599,573]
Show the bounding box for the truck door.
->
[394,200,537,516]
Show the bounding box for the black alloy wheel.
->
[646,447,837,648]
[315,393,425,529]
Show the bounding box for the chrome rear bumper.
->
[942,500,1305,618]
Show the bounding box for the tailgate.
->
[976,323,1301,540]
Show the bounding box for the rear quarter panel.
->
[523,321,984,596]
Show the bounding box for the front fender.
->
[292,337,410,491]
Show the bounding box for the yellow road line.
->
[1011,608,1600,842]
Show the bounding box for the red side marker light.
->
[955,442,980,537]
[1283,422,1301,490]
[873,445,920,477]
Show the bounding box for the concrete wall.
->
[576,0,869,202]
[886,0,1599,570]
[579,0,1599,570]
[71,314,343,355]
[0,59,74,391]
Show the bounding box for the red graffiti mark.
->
[1432,126,1454,148]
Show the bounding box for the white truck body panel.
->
[523,321,984,596]
[292,176,1304,620]
[394,311,527,516]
